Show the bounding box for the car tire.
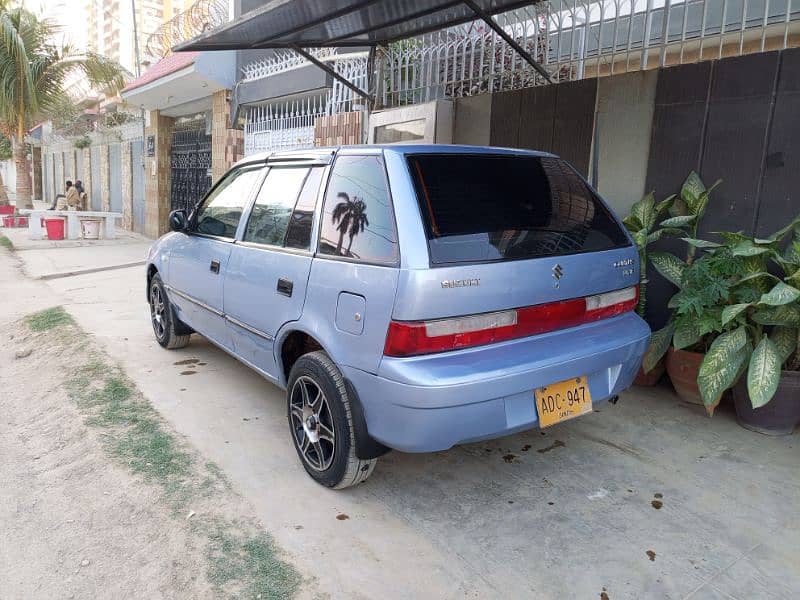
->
[287,351,377,489]
[149,273,191,350]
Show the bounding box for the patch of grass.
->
[82,359,107,378]
[71,370,195,492]
[0,235,11,249]
[27,306,73,331]
[206,520,302,600]
[115,423,194,481]
[199,461,231,496]
[46,328,302,597]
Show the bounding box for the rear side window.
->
[408,154,629,265]
[318,155,399,265]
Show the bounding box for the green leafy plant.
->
[647,171,721,283]
[74,135,91,149]
[622,191,677,317]
[641,172,722,371]
[693,218,800,413]
[662,171,721,264]
[0,134,11,160]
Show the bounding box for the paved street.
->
[1,231,798,599]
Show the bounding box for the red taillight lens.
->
[384,285,638,357]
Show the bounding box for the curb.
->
[38,261,146,280]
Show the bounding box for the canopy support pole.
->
[461,0,553,83]
[290,45,375,105]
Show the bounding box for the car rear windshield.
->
[407,154,630,265]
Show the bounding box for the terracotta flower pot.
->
[732,371,800,436]
[666,347,705,405]
[634,356,666,386]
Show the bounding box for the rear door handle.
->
[277,278,293,297]
[210,259,220,274]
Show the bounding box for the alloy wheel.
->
[289,375,336,471]
[150,285,166,339]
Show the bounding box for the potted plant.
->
[643,239,725,403]
[641,172,721,401]
[692,219,800,434]
[622,190,677,384]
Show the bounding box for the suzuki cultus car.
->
[146,145,650,488]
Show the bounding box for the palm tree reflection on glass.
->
[332,192,369,257]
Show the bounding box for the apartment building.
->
[85,0,186,74]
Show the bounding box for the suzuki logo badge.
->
[552,263,564,288]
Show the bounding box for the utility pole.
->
[130,0,141,77]
[130,0,147,176]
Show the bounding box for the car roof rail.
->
[267,150,334,166]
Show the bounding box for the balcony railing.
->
[379,0,800,107]
[243,57,368,155]
[241,48,339,82]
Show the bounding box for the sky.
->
[21,0,90,51]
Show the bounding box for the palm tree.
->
[0,4,125,208]
[332,193,369,256]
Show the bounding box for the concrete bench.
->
[20,210,123,240]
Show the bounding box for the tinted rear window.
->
[408,154,629,265]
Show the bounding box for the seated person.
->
[66,180,81,210]
[49,193,64,210]
[74,180,88,210]
[54,180,74,210]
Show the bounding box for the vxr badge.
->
[552,263,564,288]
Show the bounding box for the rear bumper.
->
[342,312,650,452]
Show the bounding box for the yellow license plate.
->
[535,376,593,428]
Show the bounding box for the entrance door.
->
[224,165,325,379]
[166,164,265,349]
[170,120,212,214]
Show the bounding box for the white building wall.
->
[0,159,16,200]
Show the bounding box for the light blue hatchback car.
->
[146,145,650,488]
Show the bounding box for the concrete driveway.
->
[2,235,798,599]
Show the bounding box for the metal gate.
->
[75,149,84,184]
[62,151,72,182]
[170,120,212,214]
[42,154,51,204]
[90,146,102,211]
[131,139,145,233]
[54,153,63,197]
[109,143,123,213]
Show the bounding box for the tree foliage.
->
[0,135,11,161]
[0,7,126,134]
[0,4,127,206]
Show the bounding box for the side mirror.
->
[169,209,187,232]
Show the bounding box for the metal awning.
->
[177,0,550,105]
[177,0,541,50]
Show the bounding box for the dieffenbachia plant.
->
[646,216,800,414]
[641,172,721,370]
[697,219,800,413]
[622,191,677,317]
